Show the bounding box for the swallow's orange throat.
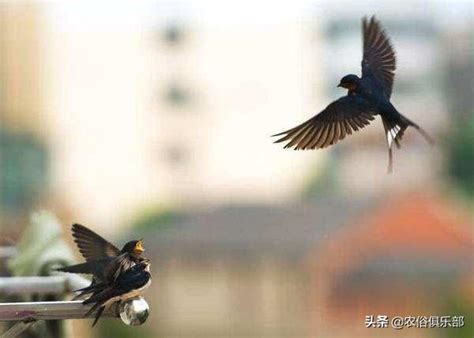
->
[134,240,145,255]
[339,82,358,95]
[343,83,357,91]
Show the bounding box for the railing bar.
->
[0,301,117,321]
[0,275,90,296]
[1,320,40,338]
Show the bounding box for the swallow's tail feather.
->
[56,264,84,274]
[84,301,101,319]
[398,114,435,145]
[382,112,434,173]
[381,117,407,173]
[72,281,106,300]
[410,122,434,145]
[84,299,107,327]
[72,290,90,301]
[91,306,105,327]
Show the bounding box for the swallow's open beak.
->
[134,240,145,255]
[337,83,342,88]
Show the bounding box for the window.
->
[163,145,188,167]
[163,23,185,46]
[164,83,190,107]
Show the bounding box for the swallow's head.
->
[337,74,360,90]
[122,239,145,256]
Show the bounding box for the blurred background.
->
[0,1,472,337]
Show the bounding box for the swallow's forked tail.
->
[83,300,106,327]
[381,114,434,173]
[399,114,435,146]
[92,306,105,327]
[410,123,435,146]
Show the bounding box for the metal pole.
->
[1,321,40,338]
[0,298,149,337]
[0,301,118,321]
[0,275,90,296]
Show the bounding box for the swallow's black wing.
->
[72,223,120,261]
[56,256,129,284]
[56,259,110,276]
[272,95,376,150]
[361,16,396,98]
[57,252,135,287]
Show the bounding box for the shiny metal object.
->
[119,297,149,326]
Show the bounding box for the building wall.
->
[0,3,46,134]
[44,19,325,232]
[150,256,311,337]
[0,3,50,227]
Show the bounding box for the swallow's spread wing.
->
[72,224,120,261]
[272,95,376,150]
[361,16,396,98]
[57,255,132,285]
[56,259,110,276]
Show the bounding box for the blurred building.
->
[38,6,324,232]
[309,192,473,337]
[133,192,472,337]
[0,3,49,232]
[0,3,46,133]
[151,19,323,203]
[140,197,371,337]
[0,2,325,232]
[0,3,472,338]
[0,2,459,233]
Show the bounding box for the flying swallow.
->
[272,16,433,172]
[57,224,146,295]
[82,260,152,327]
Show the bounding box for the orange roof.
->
[313,192,472,268]
[308,191,473,324]
[364,192,473,254]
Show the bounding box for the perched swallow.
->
[83,260,152,327]
[57,224,146,294]
[272,16,433,172]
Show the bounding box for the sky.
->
[48,0,473,32]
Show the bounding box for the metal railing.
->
[0,275,89,296]
[0,245,150,337]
